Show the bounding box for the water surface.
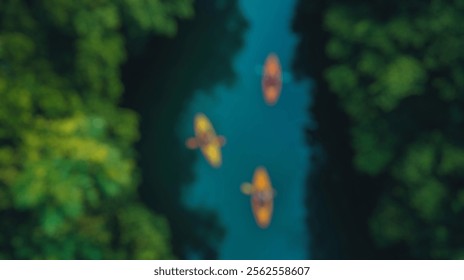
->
[179,0,312,259]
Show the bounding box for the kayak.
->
[241,166,275,228]
[186,113,225,168]
[261,53,282,106]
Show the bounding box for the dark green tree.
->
[0,0,194,259]
[293,0,464,258]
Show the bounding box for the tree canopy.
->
[0,0,194,259]
[293,0,464,259]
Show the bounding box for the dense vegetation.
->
[293,0,464,258]
[0,0,194,259]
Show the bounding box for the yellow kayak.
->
[241,167,275,228]
[185,113,225,168]
[261,53,282,106]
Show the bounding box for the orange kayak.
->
[185,113,225,168]
[261,53,282,106]
[241,167,275,228]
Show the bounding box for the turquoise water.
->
[178,0,312,259]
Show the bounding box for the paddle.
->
[240,183,254,195]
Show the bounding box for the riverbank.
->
[121,0,248,259]
[291,0,464,259]
[291,0,393,259]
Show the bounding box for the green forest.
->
[2,0,464,260]
[0,0,247,260]
[293,0,464,259]
[0,0,195,259]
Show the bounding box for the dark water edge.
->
[120,0,248,259]
[291,0,411,259]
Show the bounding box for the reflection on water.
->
[179,0,312,259]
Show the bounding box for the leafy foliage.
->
[322,0,464,258]
[0,0,194,259]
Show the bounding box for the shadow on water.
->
[120,0,248,259]
[291,0,391,259]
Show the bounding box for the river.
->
[178,0,313,259]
